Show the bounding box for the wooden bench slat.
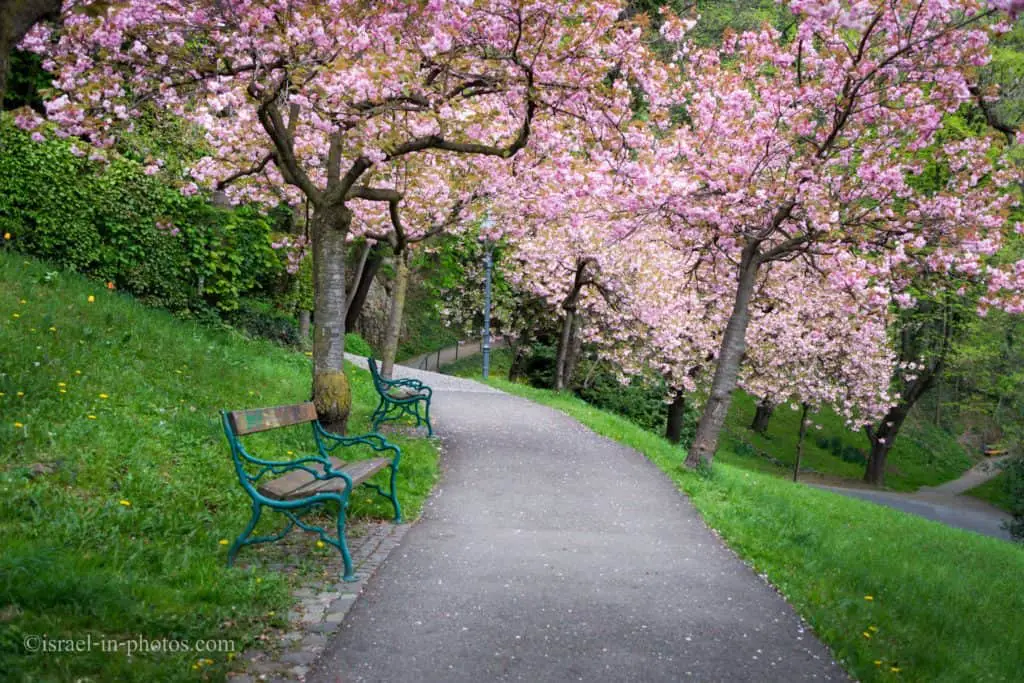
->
[229,402,318,435]
[258,456,392,501]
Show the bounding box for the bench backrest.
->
[226,402,318,436]
[366,356,387,389]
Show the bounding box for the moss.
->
[314,370,351,433]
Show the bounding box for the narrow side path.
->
[310,360,843,682]
[813,456,1014,541]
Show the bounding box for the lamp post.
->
[481,214,494,380]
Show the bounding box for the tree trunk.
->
[564,314,584,389]
[344,242,384,333]
[863,405,907,486]
[554,308,575,391]
[750,397,774,434]
[666,390,687,444]
[380,248,410,379]
[298,309,311,344]
[0,0,61,108]
[508,339,527,382]
[794,402,809,482]
[685,249,760,469]
[310,204,352,433]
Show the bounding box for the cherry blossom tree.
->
[21,0,664,427]
[654,0,1021,468]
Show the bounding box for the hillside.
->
[0,252,438,682]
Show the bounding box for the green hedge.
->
[0,116,285,316]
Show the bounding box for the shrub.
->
[345,332,375,357]
[227,298,300,346]
[0,115,284,315]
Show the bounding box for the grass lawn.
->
[474,377,1024,683]
[443,350,972,491]
[966,469,1015,513]
[0,252,439,682]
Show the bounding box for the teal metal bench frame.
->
[220,403,402,582]
[368,356,434,437]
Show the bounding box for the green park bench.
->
[220,402,401,582]
[367,357,434,437]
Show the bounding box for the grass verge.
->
[482,377,1024,683]
[966,470,1015,513]
[0,253,438,682]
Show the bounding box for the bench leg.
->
[335,512,356,582]
[228,501,262,567]
[422,398,433,437]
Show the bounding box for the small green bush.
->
[228,298,300,346]
[345,332,374,357]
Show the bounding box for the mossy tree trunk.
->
[0,0,60,107]
[310,204,352,433]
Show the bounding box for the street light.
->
[481,213,495,380]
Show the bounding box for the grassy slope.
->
[966,470,1015,513]
[484,378,1024,683]
[721,392,972,491]
[443,350,972,491]
[0,252,438,682]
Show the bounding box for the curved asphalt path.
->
[309,360,843,682]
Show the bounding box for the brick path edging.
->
[227,520,410,682]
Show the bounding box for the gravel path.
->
[309,359,843,682]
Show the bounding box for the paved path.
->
[310,360,842,682]
[814,457,1013,541]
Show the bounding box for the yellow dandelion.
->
[19,299,26,304]
[74,370,82,375]
[191,664,200,671]
[14,422,24,428]
[87,415,97,420]
[59,389,67,394]
[267,611,275,617]
[0,392,5,397]
[119,500,131,507]
[58,382,66,387]
[11,313,19,319]
[286,450,294,456]
[48,326,56,332]
[891,667,901,673]
[869,626,878,632]
[98,393,109,399]
[87,295,95,303]
[864,595,874,601]
[316,540,325,549]
[874,661,882,666]
[3,232,10,240]
[304,351,313,357]
[862,632,872,639]
[16,391,24,397]
[218,539,229,545]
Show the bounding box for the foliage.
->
[227,298,300,347]
[0,116,284,316]
[395,271,459,362]
[574,360,673,435]
[486,376,1024,683]
[344,332,374,358]
[0,253,439,681]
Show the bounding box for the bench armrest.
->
[314,424,402,470]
